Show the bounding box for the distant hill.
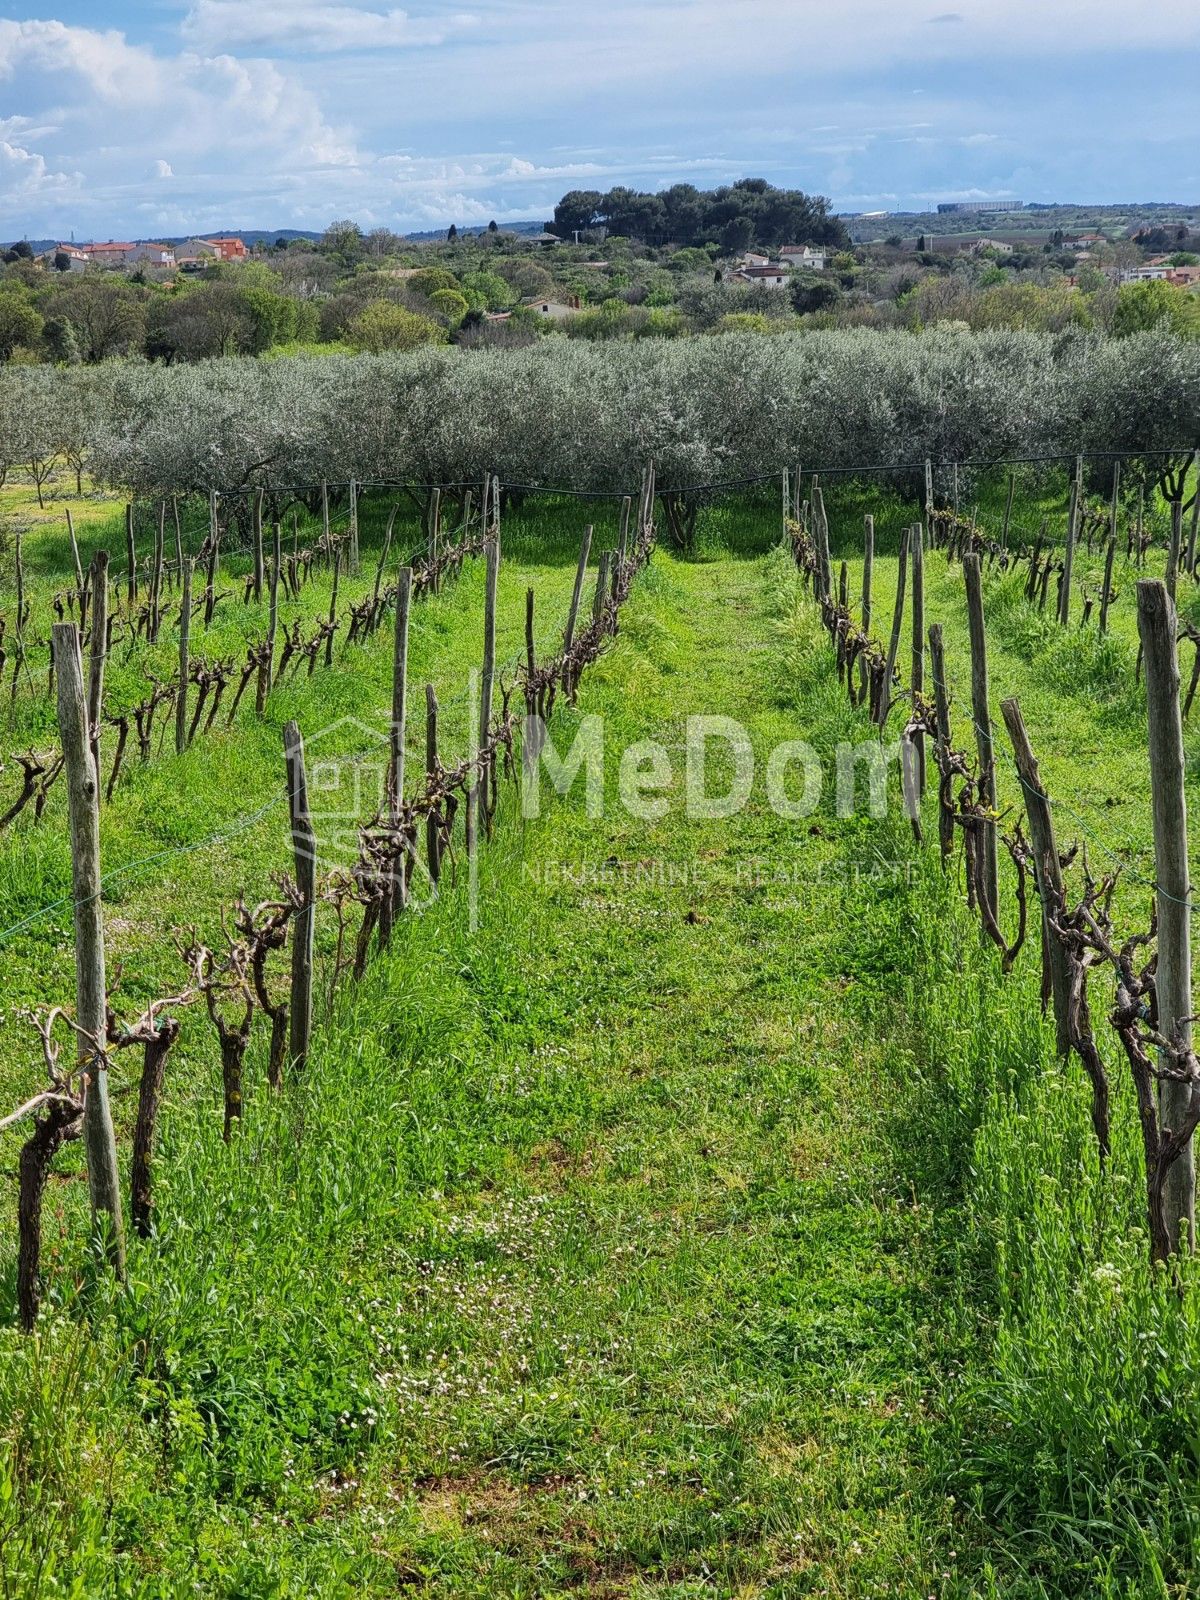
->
[5,229,324,252]
[404,220,548,241]
[6,222,551,252]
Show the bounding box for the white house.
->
[1117,264,1172,285]
[778,245,827,271]
[739,251,771,268]
[730,265,789,289]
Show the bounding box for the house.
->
[1167,265,1200,287]
[740,251,771,268]
[778,245,826,271]
[176,236,247,267]
[80,241,138,267]
[129,242,176,267]
[1117,263,1172,284]
[967,237,1015,255]
[730,265,789,288]
[522,294,581,319]
[204,236,248,261]
[40,244,89,272]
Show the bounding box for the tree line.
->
[2,327,1195,507]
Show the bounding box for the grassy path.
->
[238,547,956,1597]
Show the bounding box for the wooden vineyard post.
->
[65,507,85,602]
[877,527,910,728]
[125,503,137,604]
[428,487,442,592]
[1001,470,1015,549]
[928,624,954,862]
[171,496,183,571]
[592,552,611,626]
[1167,499,1184,603]
[86,551,108,790]
[1059,455,1082,626]
[811,485,832,603]
[924,459,934,544]
[469,524,500,856]
[257,528,280,716]
[1137,579,1195,1252]
[1099,537,1116,635]
[781,469,789,545]
[150,502,165,641]
[1110,459,1121,556]
[563,525,593,686]
[1000,698,1072,1059]
[910,522,926,795]
[386,567,412,925]
[325,547,340,668]
[349,478,359,575]
[862,515,874,633]
[53,623,125,1276]
[952,462,960,527]
[617,499,631,576]
[252,486,265,602]
[963,553,999,926]
[177,559,192,754]
[204,492,219,627]
[321,480,330,549]
[284,722,316,1073]
[425,684,441,890]
[1188,449,1200,576]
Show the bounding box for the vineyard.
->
[3,409,1200,1597]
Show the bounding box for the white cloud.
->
[181,2,478,53]
[153,160,174,178]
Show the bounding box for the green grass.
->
[3,470,1200,1595]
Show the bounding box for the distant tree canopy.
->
[550,180,850,252]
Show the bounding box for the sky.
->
[0,1,1198,240]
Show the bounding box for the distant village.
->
[40,236,248,274]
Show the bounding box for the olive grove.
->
[3,327,1198,501]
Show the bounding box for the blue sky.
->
[1,1,1197,239]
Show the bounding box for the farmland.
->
[3,345,1200,1597]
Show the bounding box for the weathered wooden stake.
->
[963,553,999,925]
[1001,471,1015,549]
[878,527,910,727]
[176,559,192,754]
[390,567,412,825]
[349,478,359,574]
[65,508,84,601]
[862,515,874,634]
[1000,697,1072,1059]
[204,491,219,626]
[1059,455,1082,626]
[469,524,500,854]
[284,721,316,1072]
[257,529,280,715]
[911,522,926,795]
[425,683,441,888]
[928,623,954,861]
[593,551,611,626]
[53,622,125,1275]
[1167,499,1184,602]
[1100,536,1116,635]
[1138,579,1195,1253]
[125,503,137,604]
[428,487,442,591]
[86,551,108,788]
[252,486,265,602]
[325,547,340,667]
